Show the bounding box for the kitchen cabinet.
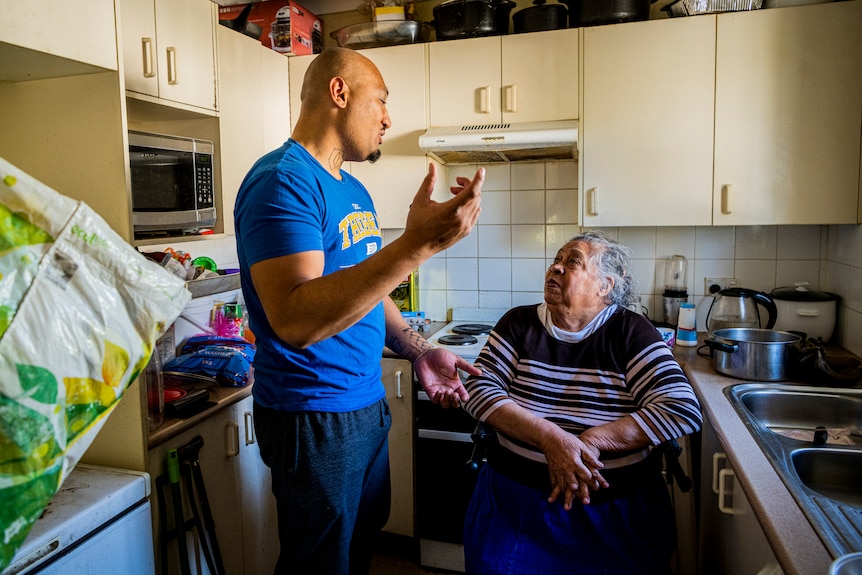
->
[120,0,218,113]
[581,15,716,227]
[713,1,862,226]
[428,29,578,127]
[381,358,415,537]
[148,394,278,575]
[0,0,118,81]
[350,44,428,229]
[697,413,781,575]
[217,26,291,236]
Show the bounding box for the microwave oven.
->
[129,130,216,237]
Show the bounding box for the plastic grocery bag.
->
[0,156,191,569]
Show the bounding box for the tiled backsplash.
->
[152,160,862,357]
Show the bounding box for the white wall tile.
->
[656,227,696,260]
[735,259,777,292]
[618,227,657,260]
[419,255,447,290]
[479,258,512,291]
[546,161,577,190]
[512,291,544,307]
[482,163,511,191]
[775,260,820,290]
[824,261,851,307]
[776,225,821,260]
[512,189,545,224]
[839,307,862,357]
[446,258,478,290]
[629,259,656,300]
[546,224,581,257]
[545,189,578,224]
[447,290,479,310]
[446,228,478,257]
[478,225,512,258]
[446,164,479,188]
[511,163,545,190]
[419,289,448,321]
[512,225,546,258]
[735,226,776,260]
[480,191,511,225]
[692,259,735,296]
[695,227,735,259]
[511,258,547,292]
[479,291,512,309]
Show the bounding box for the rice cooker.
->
[771,283,838,342]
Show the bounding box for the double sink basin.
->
[725,383,862,557]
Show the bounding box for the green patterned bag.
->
[0,156,191,569]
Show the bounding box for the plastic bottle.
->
[676,302,698,347]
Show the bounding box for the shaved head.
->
[300,47,378,109]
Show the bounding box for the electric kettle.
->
[706,287,778,334]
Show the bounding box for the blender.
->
[662,255,688,326]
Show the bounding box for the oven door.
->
[415,391,480,547]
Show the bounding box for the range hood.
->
[418,120,578,164]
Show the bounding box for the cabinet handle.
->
[712,452,727,494]
[226,421,239,456]
[721,184,733,214]
[141,37,155,78]
[504,84,517,113]
[395,370,403,399]
[587,187,599,216]
[478,86,492,114]
[166,46,178,86]
[244,411,255,445]
[717,467,740,515]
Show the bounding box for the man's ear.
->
[330,76,348,108]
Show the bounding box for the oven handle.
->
[417,429,474,443]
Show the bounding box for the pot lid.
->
[771,282,838,302]
[515,0,568,13]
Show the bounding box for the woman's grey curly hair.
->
[570,231,636,308]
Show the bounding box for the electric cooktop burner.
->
[450,323,493,336]
[436,334,479,346]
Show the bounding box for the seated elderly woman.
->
[462,232,703,575]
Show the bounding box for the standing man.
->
[234,47,485,574]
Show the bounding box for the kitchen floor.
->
[370,534,452,575]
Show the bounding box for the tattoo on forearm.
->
[387,326,433,361]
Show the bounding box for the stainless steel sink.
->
[725,383,862,557]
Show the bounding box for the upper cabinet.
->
[0,0,118,81]
[713,1,862,225]
[581,16,716,227]
[120,0,218,113]
[218,27,291,236]
[350,43,428,229]
[428,29,578,127]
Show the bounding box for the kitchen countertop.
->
[675,342,836,575]
[148,384,251,448]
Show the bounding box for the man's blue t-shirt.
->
[234,140,385,412]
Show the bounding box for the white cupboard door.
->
[121,0,159,97]
[582,16,715,227]
[501,29,578,123]
[351,44,428,229]
[429,36,502,127]
[154,0,217,111]
[260,48,291,152]
[713,2,862,225]
[288,54,317,131]
[236,396,279,575]
[381,359,414,537]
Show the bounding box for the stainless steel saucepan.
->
[704,328,802,381]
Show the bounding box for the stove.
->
[416,309,506,573]
[425,308,507,363]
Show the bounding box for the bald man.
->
[234,47,485,574]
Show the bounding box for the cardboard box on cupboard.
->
[218,1,323,56]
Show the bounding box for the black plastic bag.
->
[796,338,862,387]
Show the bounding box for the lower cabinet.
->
[381,358,415,537]
[697,414,782,575]
[148,394,278,575]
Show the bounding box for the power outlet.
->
[704,277,737,296]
